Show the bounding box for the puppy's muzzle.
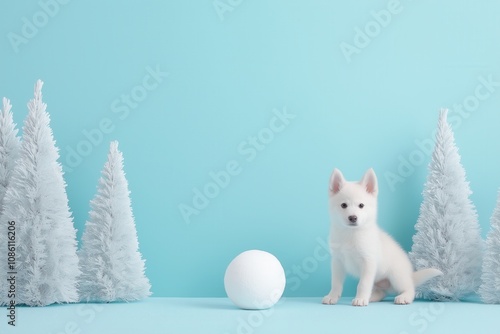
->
[348,215,358,225]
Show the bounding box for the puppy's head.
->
[328,168,378,229]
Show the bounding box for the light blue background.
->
[0,0,499,298]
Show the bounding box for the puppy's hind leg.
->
[370,287,386,302]
[370,279,389,302]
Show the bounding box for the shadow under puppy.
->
[322,168,442,306]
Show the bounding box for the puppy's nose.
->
[348,215,358,223]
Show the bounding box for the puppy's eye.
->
[359,203,364,209]
[341,203,347,209]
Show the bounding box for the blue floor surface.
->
[1,297,497,334]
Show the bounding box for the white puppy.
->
[322,168,442,306]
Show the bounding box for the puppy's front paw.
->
[322,294,339,305]
[352,297,369,306]
[394,292,414,305]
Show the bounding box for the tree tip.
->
[439,108,448,119]
[110,140,119,151]
[32,80,45,102]
[2,97,10,110]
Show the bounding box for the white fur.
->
[322,168,442,306]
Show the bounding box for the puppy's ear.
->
[361,168,378,195]
[330,169,345,194]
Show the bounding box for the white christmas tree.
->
[0,97,21,212]
[409,109,483,301]
[0,80,80,306]
[479,191,500,303]
[0,97,21,304]
[78,141,151,302]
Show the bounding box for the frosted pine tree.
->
[0,97,21,212]
[79,141,151,302]
[409,109,482,301]
[479,191,500,303]
[0,97,21,304]
[0,80,80,306]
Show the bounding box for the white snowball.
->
[224,250,286,309]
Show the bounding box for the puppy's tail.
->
[412,268,443,287]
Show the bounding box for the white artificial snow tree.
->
[479,191,500,303]
[78,141,151,302]
[0,97,21,212]
[0,80,80,306]
[409,109,483,301]
[0,97,21,304]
